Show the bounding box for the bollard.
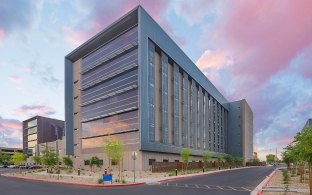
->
[104,169,107,175]
[78,168,80,176]
[203,167,205,172]
[218,166,220,170]
[175,169,178,176]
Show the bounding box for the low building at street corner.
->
[0,147,23,156]
[64,6,254,171]
[23,115,65,158]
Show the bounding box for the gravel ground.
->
[263,169,309,195]
[3,169,179,184]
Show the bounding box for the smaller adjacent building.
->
[227,99,253,164]
[0,147,23,155]
[23,116,65,157]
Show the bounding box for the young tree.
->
[10,153,26,172]
[266,154,275,164]
[180,148,191,174]
[33,156,41,165]
[103,137,124,181]
[62,156,73,169]
[0,154,11,165]
[291,127,312,195]
[89,156,101,172]
[41,147,58,173]
[202,151,211,168]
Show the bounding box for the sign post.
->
[132,151,137,183]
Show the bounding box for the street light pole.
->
[134,157,136,183]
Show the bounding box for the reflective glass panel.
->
[82,110,138,137]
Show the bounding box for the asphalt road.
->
[0,166,275,195]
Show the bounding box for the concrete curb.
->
[1,174,145,188]
[250,168,276,195]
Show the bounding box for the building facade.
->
[227,100,253,163]
[23,116,65,157]
[0,147,23,155]
[65,6,253,170]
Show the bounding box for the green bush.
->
[282,169,290,184]
[97,178,103,184]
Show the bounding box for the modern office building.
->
[0,147,23,155]
[23,116,65,157]
[65,6,253,170]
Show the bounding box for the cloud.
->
[297,44,312,79]
[0,116,22,148]
[13,105,56,118]
[172,0,217,25]
[209,1,312,86]
[0,0,39,40]
[64,0,170,46]
[196,50,233,70]
[192,1,312,160]
[8,76,22,85]
[0,29,4,43]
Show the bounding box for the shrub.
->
[282,169,290,184]
[97,178,103,184]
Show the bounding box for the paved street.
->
[0,166,275,195]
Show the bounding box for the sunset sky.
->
[0,0,311,160]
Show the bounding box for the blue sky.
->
[0,0,312,160]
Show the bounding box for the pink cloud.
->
[0,117,22,147]
[0,29,4,42]
[213,1,312,86]
[9,76,22,85]
[13,105,56,118]
[1,122,21,130]
[298,44,312,78]
[196,50,232,70]
[64,1,171,46]
[62,25,92,46]
[294,102,312,113]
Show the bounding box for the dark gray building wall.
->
[227,101,243,157]
[65,58,74,155]
[227,99,253,163]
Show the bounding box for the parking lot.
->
[0,167,28,175]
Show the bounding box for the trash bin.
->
[102,174,113,184]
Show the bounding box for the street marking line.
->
[159,183,253,192]
[241,187,251,191]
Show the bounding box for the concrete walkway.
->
[263,186,309,193]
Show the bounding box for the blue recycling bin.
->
[102,174,113,184]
